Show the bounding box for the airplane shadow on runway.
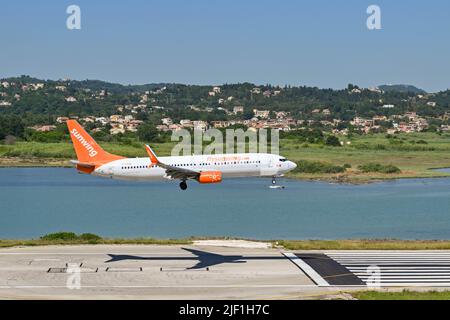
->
[105,248,285,270]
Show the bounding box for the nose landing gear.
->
[269,176,285,189]
[179,180,188,190]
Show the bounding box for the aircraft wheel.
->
[180,181,188,190]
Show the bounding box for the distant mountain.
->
[378,84,426,95]
[59,79,174,94]
[0,75,175,94]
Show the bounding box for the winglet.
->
[145,145,159,165]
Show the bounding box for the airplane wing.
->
[105,249,246,270]
[183,248,229,270]
[145,145,200,180]
[182,248,245,270]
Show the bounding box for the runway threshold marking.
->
[285,251,450,287]
[282,253,329,286]
[286,253,364,286]
[325,252,450,287]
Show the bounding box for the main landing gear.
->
[179,180,188,190]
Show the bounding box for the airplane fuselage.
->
[94,153,296,181]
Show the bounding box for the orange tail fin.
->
[67,120,124,164]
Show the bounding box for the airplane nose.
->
[289,161,297,170]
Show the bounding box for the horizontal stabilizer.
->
[70,160,96,168]
[70,160,96,174]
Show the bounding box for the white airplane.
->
[67,120,297,190]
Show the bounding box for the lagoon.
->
[0,168,450,240]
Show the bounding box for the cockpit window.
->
[279,158,287,162]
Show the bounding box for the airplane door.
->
[265,157,278,176]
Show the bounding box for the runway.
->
[2,245,450,299]
[0,245,316,299]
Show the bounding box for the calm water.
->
[1,168,450,240]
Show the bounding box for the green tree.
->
[0,115,24,139]
[137,122,159,142]
[243,109,254,120]
[325,135,341,147]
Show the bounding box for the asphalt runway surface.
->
[1,245,450,299]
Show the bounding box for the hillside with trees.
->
[1,75,449,141]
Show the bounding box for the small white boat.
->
[269,185,285,189]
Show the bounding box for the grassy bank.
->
[1,132,450,183]
[351,290,450,300]
[276,239,450,250]
[281,132,450,183]
[0,232,192,248]
[0,140,177,168]
[0,141,176,162]
[0,238,193,248]
[5,238,450,250]
[4,233,450,250]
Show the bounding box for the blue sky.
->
[1,0,449,92]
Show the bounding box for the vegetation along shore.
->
[4,233,450,250]
[1,131,450,184]
[1,76,450,183]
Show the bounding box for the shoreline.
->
[4,238,450,250]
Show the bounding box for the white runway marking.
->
[282,253,329,286]
[0,285,320,289]
[327,251,450,286]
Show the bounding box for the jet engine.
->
[198,171,222,184]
